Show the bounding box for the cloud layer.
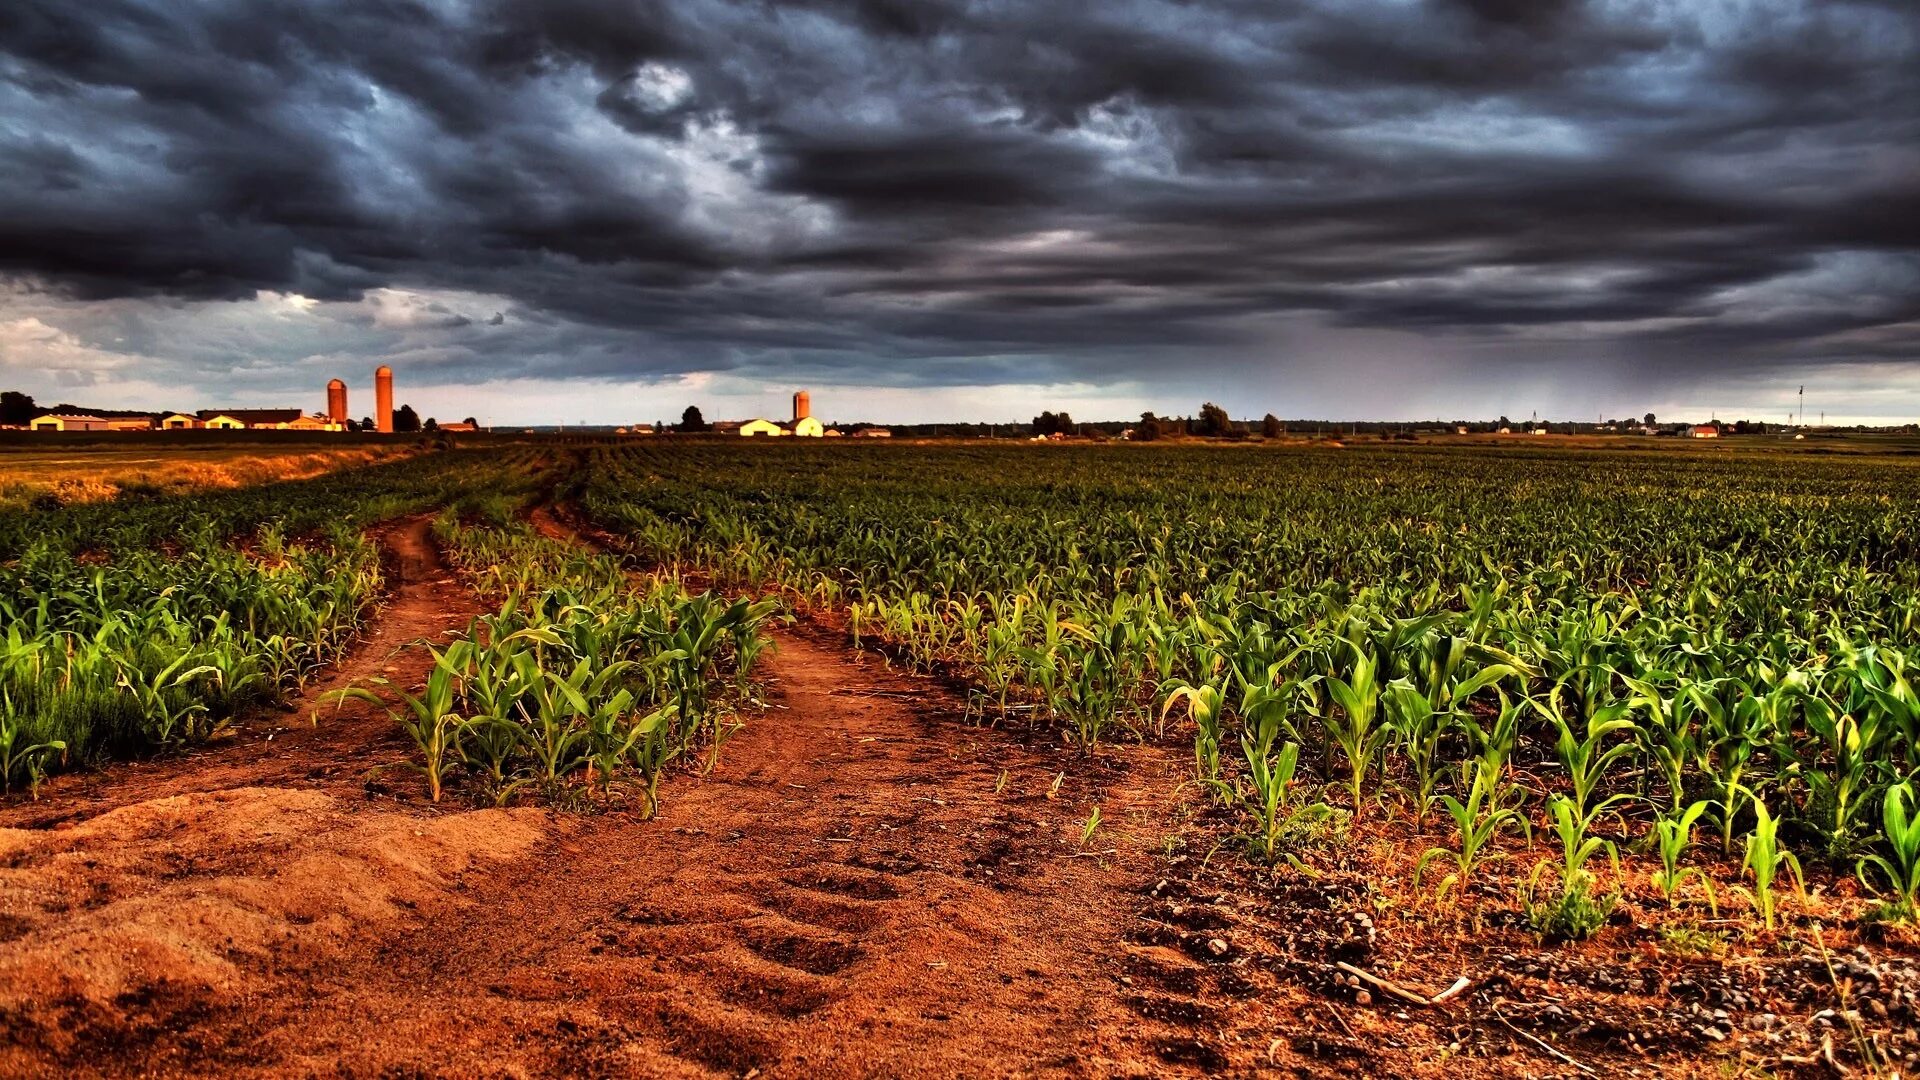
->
[1,0,1916,421]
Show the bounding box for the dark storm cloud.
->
[0,0,1916,392]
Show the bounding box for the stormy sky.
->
[1,0,1916,425]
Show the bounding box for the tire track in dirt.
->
[129,629,1209,1078]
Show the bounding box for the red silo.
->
[793,389,811,422]
[326,379,348,423]
[375,366,394,433]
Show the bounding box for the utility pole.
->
[1799,385,1805,427]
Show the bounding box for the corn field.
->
[0,451,534,789]
[11,437,1920,936]
[578,440,1920,934]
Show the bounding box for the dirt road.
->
[0,521,1209,1077]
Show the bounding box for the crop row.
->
[326,493,777,810]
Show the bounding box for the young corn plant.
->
[1163,682,1226,791]
[1796,694,1886,862]
[586,702,678,810]
[1235,737,1345,869]
[114,653,221,746]
[331,655,464,802]
[0,699,65,797]
[1079,805,1103,848]
[1522,795,1621,941]
[622,701,685,817]
[1416,754,1528,899]
[1739,790,1803,930]
[1856,781,1920,923]
[1534,685,1640,831]
[1383,682,1451,825]
[1323,647,1389,818]
[1651,799,1718,912]
[1623,671,1696,812]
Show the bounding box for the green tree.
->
[1033,411,1075,436]
[1261,413,1282,438]
[1197,402,1232,437]
[394,404,421,432]
[0,390,37,427]
[678,406,710,432]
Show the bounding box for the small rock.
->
[1356,990,1373,1006]
[1206,938,1229,957]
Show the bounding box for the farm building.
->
[707,389,827,438]
[105,417,155,431]
[162,413,202,429]
[438,421,478,432]
[1692,424,1721,439]
[30,413,112,431]
[851,428,893,438]
[198,409,305,430]
[285,413,344,431]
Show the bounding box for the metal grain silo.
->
[375,366,394,433]
[327,379,348,423]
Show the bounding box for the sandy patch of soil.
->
[0,788,544,1072]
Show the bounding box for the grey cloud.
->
[0,0,1914,403]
